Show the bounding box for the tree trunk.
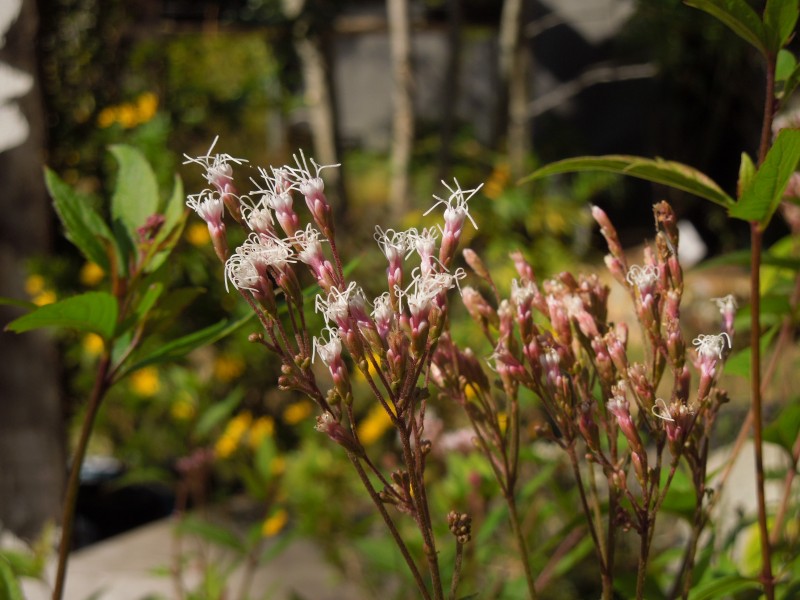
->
[0,0,64,540]
[496,0,531,177]
[387,0,414,218]
[436,0,462,183]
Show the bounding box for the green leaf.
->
[764,0,799,53]
[5,291,118,340]
[176,516,244,553]
[119,313,254,376]
[45,167,115,272]
[684,0,768,55]
[779,60,800,105]
[776,49,798,82]
[730,129,800,225]
[109,145,160,238]
[737,152,756,198]
[521,155,734,208]
[0,559,24,600]
[135,282,164,322]
[0,297,36,311]
[194,388,243,439]
[724,325,778,378]
[144,175,187,274]
[764,402,800,453]
[687,574,761,600]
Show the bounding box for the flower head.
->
[183,136,247,192]
[692,332,731,360]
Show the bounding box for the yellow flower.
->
[97,107,118,128]
[483,164,510,200]
[270,456,286,476]
[213,353,246,382]
[130,367,161,397]
[136,92,158,123]
[261,508,288,538]
[32,290,57,306]
[80,262,105,287]
[214,411,253,458]
[171,397,196,421]
[214,434,238,459]
[248,416,275,450]
[82,333,105,356]
[186,222,210,247]
[357,404,393,446]
[282,401,312,425]
[24,274,46,296]
[117,104,138,129]
[497,412,508,435]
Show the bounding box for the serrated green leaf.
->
[521,155,734,208]
[730,129,800,225]
[118,313,253,376]
[5,292,118,339]
[687,573,761,600]
[764,0,799,53]
[45,167,115,272]
[109,145,160,238]
[684,0,768,55]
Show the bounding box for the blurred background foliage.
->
[19,0,783,595]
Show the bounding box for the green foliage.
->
[729,129,800,225]
[522,155,734,208]
[6,292,117,340]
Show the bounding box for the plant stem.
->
[750,223,774,600]
[52,352,112,600]
[449,541,464,600]
[505,491,539,599]
[347,453,433,600]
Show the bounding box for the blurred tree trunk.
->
[436,0,462,183]
[387,0,414,218]
[0,0,64,539]
[287,0,348,222]
[497,0,531,178]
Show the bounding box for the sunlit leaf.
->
[118,313,254,376]
[684,0,768,55]
[521,155,734,208]
[45,167,115,272]
[764,0,799,53]
[5,291,118,340]
[109,145,160,237]
[730,129,800,225]
[687,573,761,599]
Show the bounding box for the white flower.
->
[183,136,247,187]
[712,294,737,314]
[374,226,411,262]
[223,234,294,292]
[626,264,660,289]
[692,332,731,359]
[313,327,342,366]
[186,191,225,226]
[425,179,481,231]
[285,149,339,198]
[315,282,363,325]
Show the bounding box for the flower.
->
[261,508,288,537]
[282,401,313,425]
[130,367,161,397]
[693,332,731,360]
[626,264,660,290]
[186,222,211,246]
[213,353,246,382]
[248,416,275,449]
[357,403,394,446]
[214,411,253,459]
[82,333,105,356]
[80,262,104,286]
[183,136,247,191]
